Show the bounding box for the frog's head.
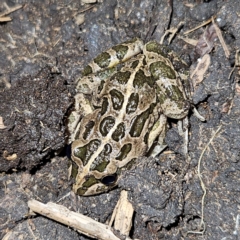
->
[72,169,119,196]
[70,140,120,196]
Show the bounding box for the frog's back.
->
[71,54,160,196]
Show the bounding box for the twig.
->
[160,21,184,44]
[187,124,222,235]
[183,15,216,35]
[109,190,134,236]
[0,4,23,18]
[228,50,239,79]
[28,199,130,240]
[0,117,7,129]
[0,16,11,22]
[212,17,230,58]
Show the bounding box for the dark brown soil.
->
[0,0,239,239]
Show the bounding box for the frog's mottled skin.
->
[68,38,189,196]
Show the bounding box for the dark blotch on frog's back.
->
[110,89,124,110]
[99,116,115,136]
[112,122,125,142]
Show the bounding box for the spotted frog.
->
[68,38,190,196]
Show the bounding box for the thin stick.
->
[0,5,23,18]
[28,200,129,240]
[212,17,230,58]
[0,16,11,22]
[187,124,222,235]
[183,15,216,35]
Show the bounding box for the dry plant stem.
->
[1,77,11,88]
[192,107,206,122]
[183,15,216,35]
[212,17,230,58]
[82,0,97,3]
[2,232,12,240]
[234,50,240,67]
[109,190,134,236]
[72,4,95,15]
[28,200,131,240]
[228,50,239,79]
[177,117,189,156]
[178,36,198,46]
[187,124,222,235]
[190,54,211,89]
[0,16,11,22]
[0,4,23,18]
[0,117,7,129]
[160,21,184,44]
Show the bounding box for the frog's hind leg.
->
[67,93,95,144]
[148,114,168,157]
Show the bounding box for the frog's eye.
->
[66,144,72,159]
[101,174,117,186]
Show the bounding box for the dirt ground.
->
[0,0,240,239]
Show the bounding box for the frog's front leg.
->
[148,114,168,157]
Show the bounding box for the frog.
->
[67,38,190,196]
